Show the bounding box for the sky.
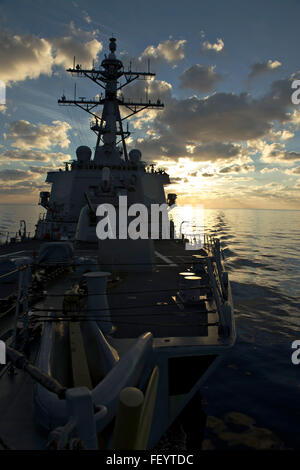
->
[0,0,300,209]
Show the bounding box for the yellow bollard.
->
[112,387,144,450]
[135,366,159,450]
[112,366,159,450]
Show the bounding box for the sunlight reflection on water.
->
[172,207,300,449]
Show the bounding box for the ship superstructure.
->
[36,37,170,241]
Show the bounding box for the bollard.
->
[179,275,201,303]
[178,271,195,290]
[135,366,159,450]
[112,387,144,450]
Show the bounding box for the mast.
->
[58,37,164,161]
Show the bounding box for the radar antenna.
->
[58,37,164,161]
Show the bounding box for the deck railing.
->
[0,264,32,349]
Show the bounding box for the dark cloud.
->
[192,142,243,161]
[179,64,222,93]
[286,165,300,175]
[0,169,34,181]
[134,74,297,165]
[0,149,70,162]
[158,91,285,143]
[170,176,182,183]
[218,163,255,174]
[28,165,55,174]
[122,79,172,103]
[280,151,300,162]
[247,60,282,82]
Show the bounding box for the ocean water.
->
[201,209,300,450]
[0,205,300,449]
[0,204,45,243]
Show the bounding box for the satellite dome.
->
[129,149,142,163]
[76,146,92,162]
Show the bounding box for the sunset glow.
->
[0,0,299,210]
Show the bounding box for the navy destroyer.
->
[0,38,236,450]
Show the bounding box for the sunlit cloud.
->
[285,165,300,175]
[0,23,102,84]
[4,120,71,150]
[257,141,300,164]
[139,38,186,65]
[260,167,280,173]
[201,38,224,53]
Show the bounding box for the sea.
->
[0,204,300,450]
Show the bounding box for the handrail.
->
[0,265,28,280]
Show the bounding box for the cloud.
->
[201,38,224,53]
[4,120,71,150]
[140,38,186,65]
[280,130,294,140]
[0,28,53,83]
[289,109,300,128]
[260,167,280,173]
[28,165,57,174]
[153,92,280,143]
[82,11,92,24]
[258,142,300,163]
[179,64,222,93]
[218,163,255,174]
[0,23,102,84]
[120,79,173,128]
[136,134,248,164]
[134,74,298,162]
[0,149,70,162]
[247,60,282,81]
[52,21,102,68]
[127,73,300,175]
[0,179,46,196]
[190,142,245,162]
[0,166,49,197]
[0,169,36,181]
[285,165,300,175]
[123,78,172,103]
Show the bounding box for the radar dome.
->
[76,146,92,162]
[129,149,142,163]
